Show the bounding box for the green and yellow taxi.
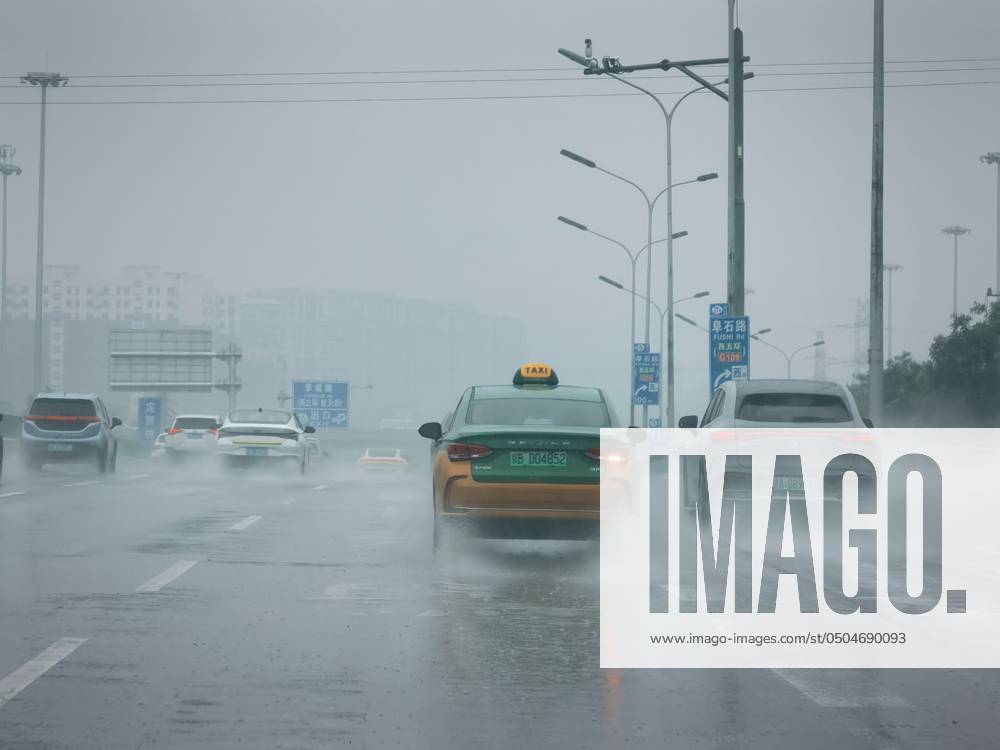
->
[417,363,619,548]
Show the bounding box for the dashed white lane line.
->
[229,515,262,531]
[772,669,912,708]
[280,498,297,506]
[64,480,101,487]
[129,474,151,479]
[135,560,198,593]
[0,638,88,710]
[311,484,329,491]
[0,491,25,498]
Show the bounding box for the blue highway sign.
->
[292,381,350,428]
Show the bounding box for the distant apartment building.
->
[1,269,524,426]
[4,264,235,333]
[1,266,237,409]
[238,288,527,426]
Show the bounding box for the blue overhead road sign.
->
[138,397,161,442]
[709,315,750,395]
[633,351,661,406]
[292,381,350,428]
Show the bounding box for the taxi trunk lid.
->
[456,427,599,484]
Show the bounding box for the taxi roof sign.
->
[513,363,558,386]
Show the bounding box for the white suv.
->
[164,414,221,457]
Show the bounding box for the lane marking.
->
[280,498,298,506]
[0,491,25,498]
[135,560,198,592]
[312,484,329,491]
[63,480,101,487]
[229,515,262,531]
[0,638,88,710]
[772,669,912,708]
[130,474,151,479]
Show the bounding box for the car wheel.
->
[109,445,118,474]
[299,453,307,475]
[97,448,108,474]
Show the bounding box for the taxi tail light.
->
[447,443,493,461]
[585,447,600,460]
[166,427,184,435]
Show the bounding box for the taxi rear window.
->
[466,397,610,427]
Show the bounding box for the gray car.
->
[21,393,122,473]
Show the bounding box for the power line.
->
[1,56,998,80]
[0,77,998,106]
[1,65,999,89]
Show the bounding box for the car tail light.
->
[585,447,600,460]
[209,428,219,435]
[447,442,493,461]
[166,427,183,435]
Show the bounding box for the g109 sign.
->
[599,429,998,668]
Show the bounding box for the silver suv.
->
[21,393,122,473]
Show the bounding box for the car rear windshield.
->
[173,417,219,430]
[228,409,290,425]
[737,393,851,423]
[29,398,97,418]
[466,397,610,427]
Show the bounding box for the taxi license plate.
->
[187,433,203,439]
[774,476,805,492]
[47,443,73,452]
[247,447,268,457]
[510,451,567,468]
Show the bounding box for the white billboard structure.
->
[109,329,241,408]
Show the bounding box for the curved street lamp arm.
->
[789,342,820,360]
[652,177,701,207]
[607,72,670,124]
[593,164,652,206]
[586,229,636,264]
[751,335,789,360]
[635,236,669,263]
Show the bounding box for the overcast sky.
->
[2,0,999,418]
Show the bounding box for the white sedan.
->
[216,408,315,473]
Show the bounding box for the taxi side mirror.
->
[678,415,699,429]
[862,417,874,428]
[304,425,316,434]
[111,417,123,428]
[418,422,442,440]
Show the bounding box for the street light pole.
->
[0,145,22,405]
[981,152,1000,296]
[942,225,971,318]
[600,276,707,425]
[558,215,671,425]
[749,333,824,379]
[20,72,68,396]
[883,263,902,360]
[560,146,715,426]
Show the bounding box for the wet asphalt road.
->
[0,452,998,749]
